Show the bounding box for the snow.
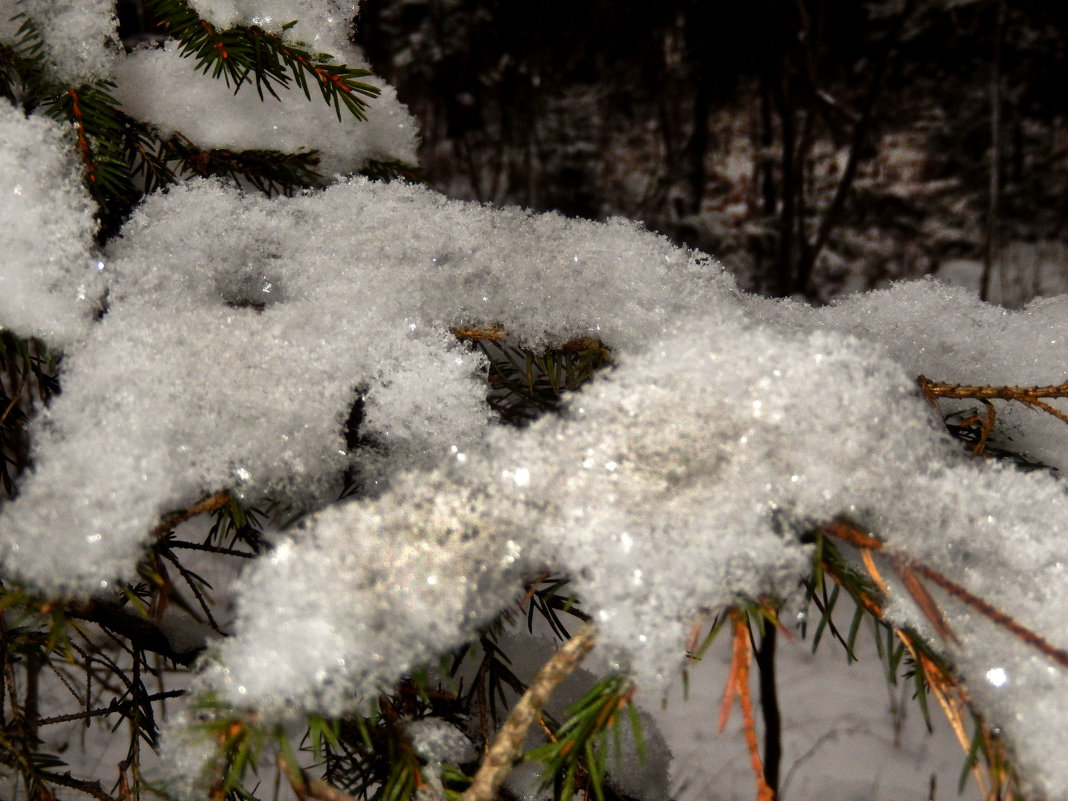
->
[753,281,1068,471]
[110,42,419,177]
[406,717,475,765]
[0,0,119,82]
[0,177,724,595]
[189,0,358,57]
[0,99,102,344]
[4,3,1068,799]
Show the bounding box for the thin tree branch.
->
[796,0,917,295]
[278,749,362,801]
[461,624,596,801]
[37,690,184,727]
[66,600,204,666]
[820,518,1068,668]
[152,491,231,538]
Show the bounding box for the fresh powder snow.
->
[2,2,1068,799]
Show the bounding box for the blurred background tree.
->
[355,0,1068,301]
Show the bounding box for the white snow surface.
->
[0,0,118,82]
[188,0,358,56]
[4,171,1068,797]
[2,4,1068,797]
[110,42,418,177]
[0,100,101,343]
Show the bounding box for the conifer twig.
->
[461,624,596,801]
[278,750,360,801]
[718,611,773,801]
[152,491,231,538]
[0,368,25,427]
[918,375,1068,455]
[820,518,1068,668]
[36,690,184,726]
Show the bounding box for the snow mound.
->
[0,100,101,344]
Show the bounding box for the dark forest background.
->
[352,0,1068,302]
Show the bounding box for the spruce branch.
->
[147,0,380,120]
[152,490,231,539]
[461,624,596,801]
[526,671,641,801]
[810,524,1025,799]
[0,726,116,801]
[65,599,203,667]
[158,132,323,194]
[46,82,137,204]
[919,374,1068,456]
[820,517,1068,669]
[279,748,362,801]
[36,689,184,727]
[0,15,47,108]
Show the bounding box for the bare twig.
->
[152,491,232,538]
[820,518,1068,668]
[278,749,362,801]
[718,612,773,801]
[451,325,508,343]
[165,539,257,558]
[37,690,184,727]
[461,624,596,801]
[918,375,1068,454]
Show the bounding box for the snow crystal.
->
[192,287,1068,798]
[111,42,418,176]
[0,176,726,594]
[188,0,358,57]
[2,14,1068,785]
[0,100,101,344]
[747,279,1068,471]
[405,718,475,764]
[4,0,118,82]
[198,313,930,701]
[199,470,530,713]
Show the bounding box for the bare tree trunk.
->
[980,0,1006,303]
[795,0,916,297]
[756,626,782,798]
[768,66,797,297]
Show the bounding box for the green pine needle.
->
[147,0,380,121]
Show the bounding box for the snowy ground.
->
[659,622,971,801]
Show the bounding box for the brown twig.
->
[820,518,1068,668]
[918,375,1068,455]
[451,325,509,343]
[460,624,596,801]
[817,523,1024,799]
[278,749,362,801]
[152,491,232,538]
[718,611,773,801]
[918,375,1068,404]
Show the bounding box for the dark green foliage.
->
[473,338,612,426]
[205,495,270,554]
[0,0,398,241]
[137,130,324,196]
[526,672,640,801]
[0,333,58,502]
